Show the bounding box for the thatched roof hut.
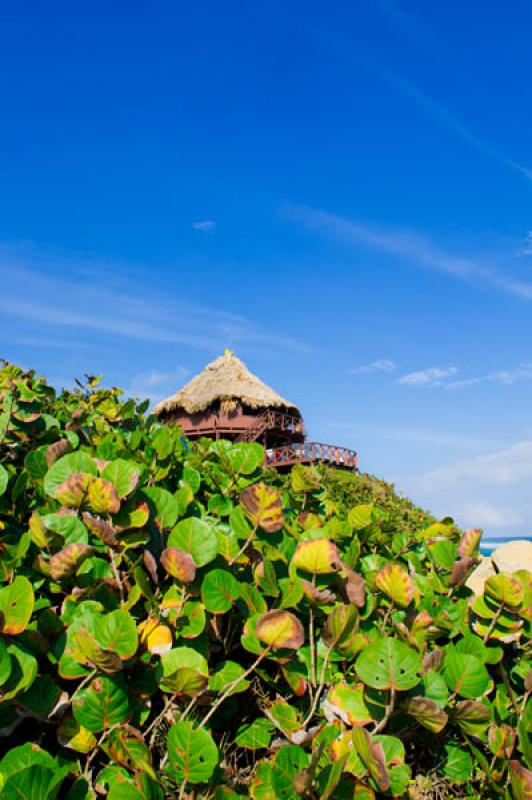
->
[153,352,300,418]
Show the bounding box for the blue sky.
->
[2,1,532,542]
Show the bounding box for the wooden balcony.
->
[266,442,358,471]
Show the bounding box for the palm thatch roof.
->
[153,353,301,416]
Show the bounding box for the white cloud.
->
[455,501,524,529]
[329,421,496,450]
[0,247,308,354]
[127,368,190,406]
[349,359,396,375]
[286,205,532,301]
[413,441,532,494]
[398,366,457,386]
[192,220,216,232]
[447,363,532,389]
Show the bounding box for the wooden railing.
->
[266,442,358,470]
[236,410,304,443]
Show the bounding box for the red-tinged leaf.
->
[87,477,121,515]
[292,538,340,574]
[82,512,118,546]
[45,438,70,467]
[352,728,390,792]
[402,696,448,733]
[55,472,92,508]
[345,570,366,608]
[450,557,477,587]
[375,564,414,608]
[458,528,482,558]
[143,550,158,583]
[49,543,93,580]
[509,760,532,800]
[256,610,305,651]
[160,548,196,583]
[240,482,284,533]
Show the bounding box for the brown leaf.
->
[49,543,93,580]
[422,648,444,674]
[344,570,366,608]
[45,438,70,467]
[82,512,118,547]
[450,556,477,587]
[143,550,158,584]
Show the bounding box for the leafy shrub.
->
[0,361,530,799]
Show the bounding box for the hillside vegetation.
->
[0,362,530,799]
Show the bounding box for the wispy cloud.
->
[0,247,308,355]
[349,359,396,375]
[320,29,532,181]
[126,367,190,406]
[192,220,217,233]
[447,363,532,389]
[398,366,457,386]
[455,501,524,529]
[522,231,532,256]
[329,421,496,450]
[414,441,532,493]
[398,440,532,534]
[286,205,532,301]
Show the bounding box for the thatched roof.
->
[153,353,301,416]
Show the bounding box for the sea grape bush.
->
[0,362,530,799]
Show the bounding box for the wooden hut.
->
[153,351,358,470]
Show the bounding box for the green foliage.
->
[0,361,530,799]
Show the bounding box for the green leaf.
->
[326,682,373,726]
[443,647,491,698]
[271,745,310,800]
[168,518,218,567]
[201,569,241,614]
[94,610,138,660]
[348,504,374,530]
[43,452,97,498]
[235,718,274,749]
[101,459,140,498]
[1,764,69,799]
[159,647,209,696]
[209,661,250,696]
[73,675,131,732]
[0,576,34,635]
[485,573,525,609]
[0,464,8,496]
[355,637,422,691]
[166,721,218,784]
[443,744,472,783]
[142,487,178,529]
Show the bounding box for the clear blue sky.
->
[2,1,532,543]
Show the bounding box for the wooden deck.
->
[266,442,358,470]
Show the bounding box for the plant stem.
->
[482,606,503,644]
[301,643,334,728]
[373,686,396,733]
[144,693,177,744]
[229,521,259,566]
[197,647,271,730]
